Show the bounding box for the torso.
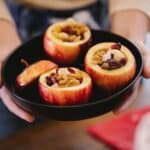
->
[6,0,108,41]
[14,0,97,10]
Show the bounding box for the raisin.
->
[68,67,75,74]
[111,43,121,50]
[56,68,59,74]
[120,58,127,66]
[62,26,76,35]
[111,53,114,59]
[46,76,53,86]
[46,76,57,86]
[108,59,121,69]
[50,76,58,84]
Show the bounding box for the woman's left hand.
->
[114,42,150,113]
[110,9,150,113]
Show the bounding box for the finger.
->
[0,86,35,122]
[113,78,141,114]
[114,87,138,114]
[137,42,150,78]
[0,62,3,87]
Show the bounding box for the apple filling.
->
[93,44,127,70]
[52,24,87,42]
[45,67,83,87]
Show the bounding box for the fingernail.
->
[22,113,35,123]
[131,40,139,48]
[137,41,145,48]
[27,116,35,123]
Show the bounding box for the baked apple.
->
[39,67,92,105]
[85,42,136,91]
[16,60,58,87]
[44,18,91,64]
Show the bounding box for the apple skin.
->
[38,68,92,105]
[16,60,58,88]
[85,42,136,91]
[43,20,91,65]
[44,35,81,64]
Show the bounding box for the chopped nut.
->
[101,62,109,69]
[93,49,107,65]
[68,35,78,42]
[52,24,86,42]
[59,32,69,41]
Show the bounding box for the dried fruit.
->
[111,43,121,50]
[67,67,75,74]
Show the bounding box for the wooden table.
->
[0,112,114,150]
[1,79,149,150]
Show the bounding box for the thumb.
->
[0,86,35,122]
[137,42,150,78]
[0,62,3,87]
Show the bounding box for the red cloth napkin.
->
[88,107,150,150]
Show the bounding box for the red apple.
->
[16,60,58,88]
[38,67,92,105]
[85,42,136,91]
[44,19,91,64]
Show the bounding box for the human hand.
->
[114,42,150,113]
[110,9,150,113]
[0,86,35,122]
[0,19,35,122]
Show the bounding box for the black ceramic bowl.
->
[1,30,143,121]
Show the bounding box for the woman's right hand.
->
[0,19,35,122]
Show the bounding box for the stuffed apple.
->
[39,67,92,105]
[85,42,136,91]
[44,18,91,64]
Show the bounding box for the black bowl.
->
[1,30,143,121]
